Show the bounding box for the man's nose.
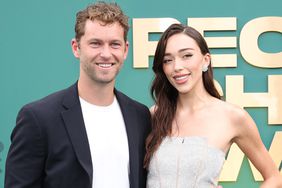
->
[100,45,111,58]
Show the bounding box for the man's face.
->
[72,20,128,86]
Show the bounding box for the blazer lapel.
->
[115,90,140,188]
[60,84,93,182]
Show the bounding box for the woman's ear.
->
[202,53,211,72]
[204,53,211,65]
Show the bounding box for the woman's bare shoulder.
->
[149,105,157,116]
[218,100,252,129]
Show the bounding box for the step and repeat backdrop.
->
[0,0,281,187]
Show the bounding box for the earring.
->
[202,65,208,72]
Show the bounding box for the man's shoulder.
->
[115,89,149,110]
[22,84,76,112]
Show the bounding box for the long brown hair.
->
[144,24,221,168]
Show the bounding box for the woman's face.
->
[162,33,210,95]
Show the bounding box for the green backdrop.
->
[0,0,281,187]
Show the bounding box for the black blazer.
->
[5,83,151,188]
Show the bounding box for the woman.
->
[144,23,282,188]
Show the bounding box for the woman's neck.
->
[177,88,213,112]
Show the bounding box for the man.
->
[5,2,151,188]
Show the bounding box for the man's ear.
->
[123,41,129,61]
[71,39,80,59]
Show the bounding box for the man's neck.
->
[77,79,115,106]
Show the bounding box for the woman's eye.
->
[183,54,192,59]
[163,59,172,64]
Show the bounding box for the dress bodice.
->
[147,136,225,188]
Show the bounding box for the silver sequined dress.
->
[147,136,225,188]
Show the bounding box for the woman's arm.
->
[233,108,282,187]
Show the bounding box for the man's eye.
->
[90,42,100,47]
[111,43,121,49]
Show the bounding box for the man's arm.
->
[5,106,46,188]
